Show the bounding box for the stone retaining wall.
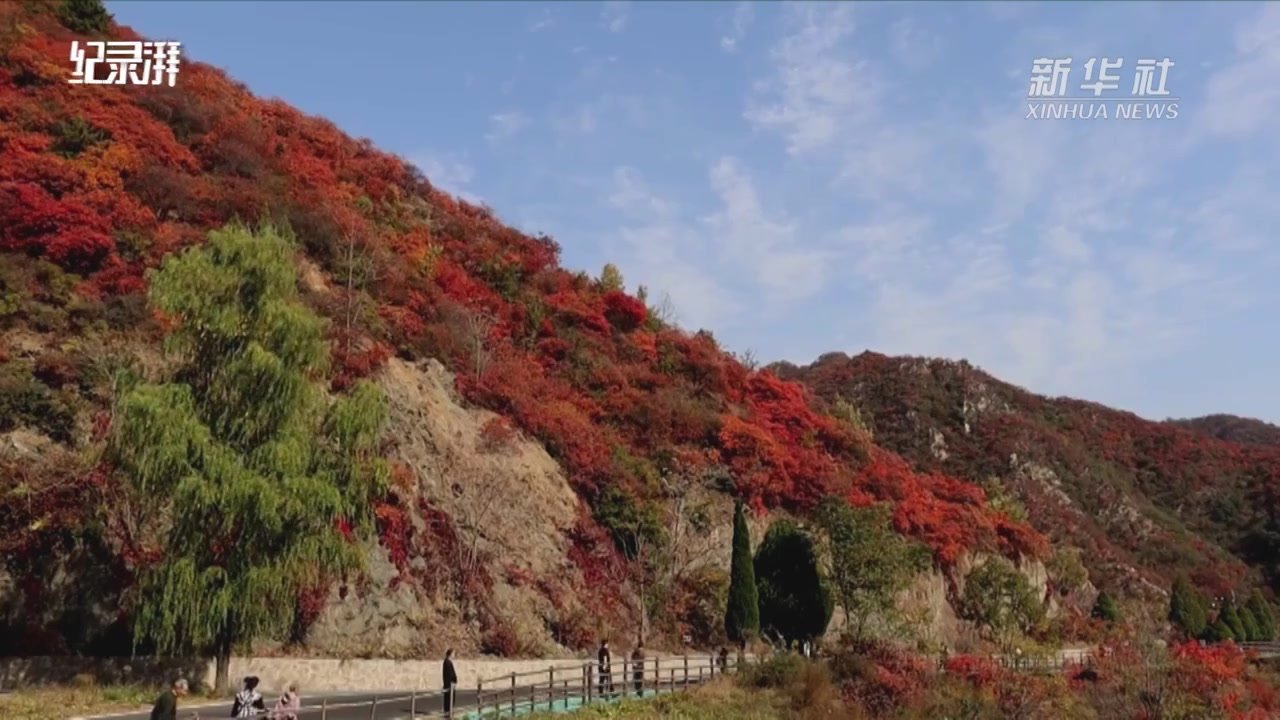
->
[219,657,594,694]
[0,656,207,690]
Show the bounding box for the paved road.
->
[86,689,477,720]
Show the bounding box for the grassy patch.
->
[0,685,217,720]
[525,680,787,719]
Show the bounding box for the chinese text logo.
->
[1026,57,1177,120]
[69,41,182,87]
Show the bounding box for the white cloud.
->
[720,3,754,53]
[602,168,738,331]
[485,112,530,144]
[608,166,674,218]
[601,1,630,33]
[550,94,650,143]
[1198,3,1280,139]
[702,158,829,305]
[600,161,835,332]
[617,223,740,332]
[1043,225,1091,262]
[890,17,943,70]
[744,4,877,155]
[411,153,481,204]
[528,8,554,32]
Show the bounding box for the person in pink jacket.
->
[270,683,301,720]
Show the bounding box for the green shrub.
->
[1091,592,1120,624]
[959,556,1045,637]
[51,117,111,158]
[1169,574,1209,637]
[754,519,833,646]
[56,0,112,34]
[1247,590,1276,640]
[0,362,77,442]
[1221,600,1247,640]
[737,653,805,690]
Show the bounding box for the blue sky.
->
[106,1,1280,423]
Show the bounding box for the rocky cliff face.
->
[775,352,1278,604]
[824,552,1056,651]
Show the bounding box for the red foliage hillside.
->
[1171,414,1280,448]
[0,1,1044,649]
[774,352,1280,599]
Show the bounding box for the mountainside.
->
[0,4,1045,657]
[1170,414,1280,448]
[773,352,1280,604]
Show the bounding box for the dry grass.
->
[525,679,787,719]
[0,685,160,720]
[0,684,224,720]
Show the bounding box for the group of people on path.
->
[593,639,647,695]
[146,676,300,720]
[592,640,732,696]
[231,676,301,719]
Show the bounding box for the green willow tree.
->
[108,225,388,692]
[754,519,833,647]
[724,499,759,648]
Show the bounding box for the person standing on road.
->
[269,682,301,720]
[630,642,645,695]
[232,676,266,718]
[597,639,613,695]
[717,646,729,674]
[442,648,459,717]
[150,678,188,720]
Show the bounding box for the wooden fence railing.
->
[1240,641,1280,659]
[472,654,738,718]
[991,652,1094,675]
[222,689,453,719]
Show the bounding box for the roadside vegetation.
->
[0,683,164,720]
[535,641,1280,719]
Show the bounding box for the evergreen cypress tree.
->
[1247,590,1277,640]
[1239,606,1263,641]
[109,225,388,691]
[1205,617,1235,643]
[1091,591,1120,624]
[725,499,759,647]
[1169,574,1208,637]
[1221,599,1247,640]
